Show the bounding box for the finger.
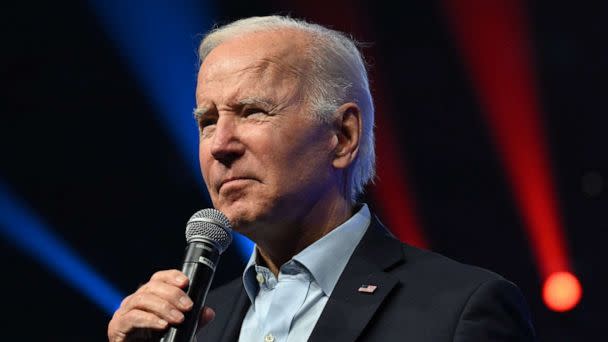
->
[109,309,169,341]
[198,307,216,328]
[149,269,189,288]
[117,293,134,312]
[126,292,185,324]
[125,309,169,330]
[140,280,193,312]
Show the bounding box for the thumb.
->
[198,307,216,329]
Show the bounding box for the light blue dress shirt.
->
[238,204,371,342]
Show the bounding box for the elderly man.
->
[108,16,535,341]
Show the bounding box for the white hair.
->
[198,15,375,202]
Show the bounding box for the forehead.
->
[196,30,311,104]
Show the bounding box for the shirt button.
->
[256,273,265,284]
[264,333,274,342]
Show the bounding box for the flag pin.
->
[358,284,377,294]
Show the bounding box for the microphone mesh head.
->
[185,209,233,254]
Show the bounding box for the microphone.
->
[161,209,233,342]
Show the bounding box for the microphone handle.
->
[161,241,220,342]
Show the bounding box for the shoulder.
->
[397,242,507,285]
[372,240,535,340]
[363,215,512,294]
[389,240,528,310]
[351,216,535,339]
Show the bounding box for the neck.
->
[255,195,354,276]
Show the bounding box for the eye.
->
[198,116,217,128]
[243,107,267,117]
[196,115,217,138]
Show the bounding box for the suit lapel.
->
[218,285,249,342]
[308,216,405,342]
[198,278,250,342]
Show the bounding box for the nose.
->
[210,116,245,166]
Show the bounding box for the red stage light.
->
[443,0,576,300]
[542,271,582,312]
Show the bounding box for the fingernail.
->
[171,309,184,321]
[180,296,193,308]
[207,308,216,321]
[158,319,168,327]
[176,275,187,284]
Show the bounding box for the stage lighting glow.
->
[542,271,582,312]
[444,0,571,280]
[86,0,254,260]
[373,119,427,248]
[0,181,124,315]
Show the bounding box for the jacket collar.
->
[242,204,372,304]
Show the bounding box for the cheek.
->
[284,129,332,163]
[270,141,333,189]
[198,146,213,187]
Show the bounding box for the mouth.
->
[218,177,256,191]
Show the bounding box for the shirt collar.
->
[242,204,371,303]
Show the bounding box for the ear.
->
[332,102,362,170]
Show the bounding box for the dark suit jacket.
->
[197,216,535,341]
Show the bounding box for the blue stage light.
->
[0,181,124,315]
[85,0,254,259]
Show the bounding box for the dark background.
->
[2,0,606,340]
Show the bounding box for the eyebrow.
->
[193,97,276,119]
[193,106,211,119]
[238,97,275,108]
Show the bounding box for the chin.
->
[216,201,264,232]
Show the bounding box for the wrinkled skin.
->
[107,28,362,341]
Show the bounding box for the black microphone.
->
[161,209,233,342]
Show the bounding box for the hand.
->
[107,269,216,342]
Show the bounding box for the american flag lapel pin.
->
[358,284,378,294]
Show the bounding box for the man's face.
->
[195,30,337,238]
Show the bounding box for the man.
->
[108,16,535,341]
